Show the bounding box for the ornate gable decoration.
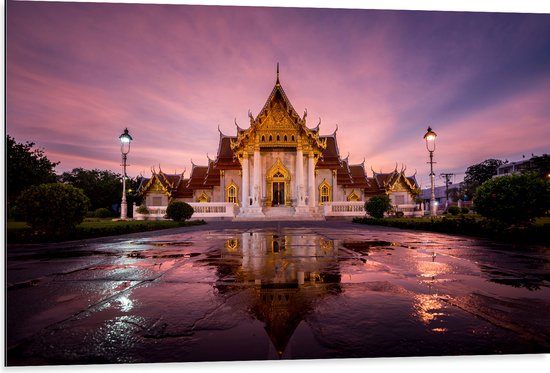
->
[230,67,326,156]
[386,171,419,194]
[138,172,173,198]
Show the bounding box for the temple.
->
[136,66,420,220]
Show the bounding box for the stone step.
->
[233,206,325,221]
[264,207,295,217]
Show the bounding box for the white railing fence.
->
[323,202,424,218]
[323,201,366,217]
[393,204,424,217]
[133,202,236,220]
[133,205,167,220]
[133,202,422,219]
[188,202,236,218]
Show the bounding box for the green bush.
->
[166,201,194,221]
[473,173,550,224]
[461,207,470,214]
[447,206,461,215]
[364,194,392,219]
[94,207,111,218]
[15,183,90,235]
[136,205,150,214]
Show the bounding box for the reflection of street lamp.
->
[119,128,133,220]
[423,126,437,216]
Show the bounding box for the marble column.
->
[332,169,337,202]
[308,152,315,207]
[253,149,261,206]
[241,153,249,209]
[296,148,304,206]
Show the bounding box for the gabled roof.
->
[204,157,221,187]
[345,162,370,188]
[137,169,189,199]
[186,162,212,190]
[317,130,341,169]
[369,168,419,194]
[364,178,383,196]
[214,130,240,170]
[174,178,193,198]
[257,71,301,126]
[336,157,353,186]
[230,66,326,152]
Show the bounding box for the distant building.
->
[496,158,534,176]
[421,181,468,212]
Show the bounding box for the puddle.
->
[7,229,550,364]
[131,241,194,247]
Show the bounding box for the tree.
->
[473,173,550,225]
[364,194,393,219]
[6,135,59,208]
[448,187,463,202]
[462,159,504,199]
[15,183,90,235]
[60,168,123,212]
[165,201,194,221]
[530,154,550,178]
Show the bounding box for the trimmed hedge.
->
[166,201,194,221]
[7,219,206,244]
[447,206,461,215]
[352,216,550,243]
[364,195,392,218]
[94,208,111,218]
[15,183,90,235]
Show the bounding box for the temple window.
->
[319,180,332,204]
[321,186,330,202]
[269,135,273,141]
[292,135,295,141]
[226,182,238,204]
[284,135,288,141]
[394,194,405,205]
[261,135,265,142]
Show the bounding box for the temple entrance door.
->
[266,159,291,207]
[272,182,285,206]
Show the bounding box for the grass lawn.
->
[6,218,206,244]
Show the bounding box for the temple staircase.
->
[234,206,324,221]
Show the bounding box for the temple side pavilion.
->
[136,67,421,220]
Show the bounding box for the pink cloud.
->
[6,1,550,185]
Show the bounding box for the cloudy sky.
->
[6,0,550,188]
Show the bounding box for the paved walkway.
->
[6,219,550,365]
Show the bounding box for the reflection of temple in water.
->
[219,232,342,357]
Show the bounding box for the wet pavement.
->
[6,220,550,365]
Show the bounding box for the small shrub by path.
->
[7,218,206,244]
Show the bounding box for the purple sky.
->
[6,1,550,188]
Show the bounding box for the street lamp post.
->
[119,128,133,220]
[423,126,437,216]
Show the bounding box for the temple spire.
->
[276,62,280,85]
